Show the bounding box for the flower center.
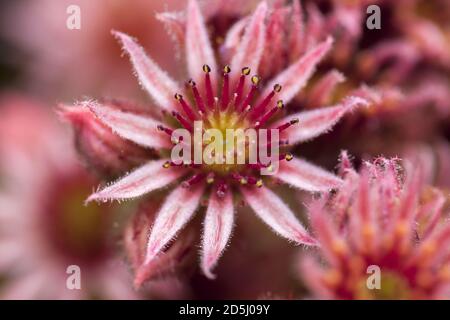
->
[159,65,297,192]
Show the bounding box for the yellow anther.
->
[277,100,284,109]
[203,64,211,73]
[274,84,282,92]
[242,67,251,75]
[162,161,171,169]
[285,153,294,161]
[223,65,231,74]
[256,179,263,188]
[290,118,300,125]
[240,178,248,185]
[174,93,183,101]
[251,75,261,86]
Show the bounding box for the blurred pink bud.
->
[59,100,154,177]
[124,200,197,289]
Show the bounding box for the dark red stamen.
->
[189,79,206,114]
[247,176,263,188]
[157,124,174,136]
[182,173,206,188]
[239,75,260,111]
[172,111,193,131]
[255,100,284,129]
[276,118,299,132]
[234,67,251,107]
[251,84,282,119]
[203,64,215,109]
[175,93,198,121]
[221,65,231,110]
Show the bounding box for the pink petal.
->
[83,100,170,149]
[278,157,342,192]
[87,159,186,202]
[258,36,333,107]
[420,190,446,239]
[222,17,248,62]
[288,0,305,62]
[185,0,217,83]
[241,186,317,245]
[306,69,345,108]
[201,190,234,279]
[113,31,182,111]
[144,184,205,264]
[155,11,185,54]
[230,2,267,76]
[299,255,333,299]
[277,96,368,145]
[308,200,347,267]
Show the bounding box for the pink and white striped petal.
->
[185,0,218,83]
[278,157,343,192]
[241,186,317,245]
[230,2,267,76]
[259,37,333,106]
[87,159,186,202]
[83,100,170,149]
[277,96,367,145]
[144,184,205,264]
[113,31,182,112]
[201,190,234,279]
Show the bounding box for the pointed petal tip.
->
[201,259,217,280]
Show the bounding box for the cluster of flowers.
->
[0,0,449,299]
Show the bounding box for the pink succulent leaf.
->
[185,0,218,83]
[420,190,446,239]
[299,255,333,299]
[241,186,317,246]
[82,100,171,149]
[306,69,346,108]
[201,189,234,279]
[278,157,343,192]
[338,150,354,177]
[113,31,182,111]
[258,36,333,107]
[278,96,368,145]
[222,17,249,60]
[289,0,305,62]
[409,19,450,67]
[87,159,186,202]
[309,200,347,267]
[155,11,186,56]
[230,1,267,76]
[144,184,205,264]
[304,3,326,51]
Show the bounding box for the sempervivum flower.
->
[300,153,450,299]
[0,95,141,299]
[63,0,367,281]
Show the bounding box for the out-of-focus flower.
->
[0,95,141,299]
[63,0,367,281]
[300,153,450,299]
[0,0,185,99]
